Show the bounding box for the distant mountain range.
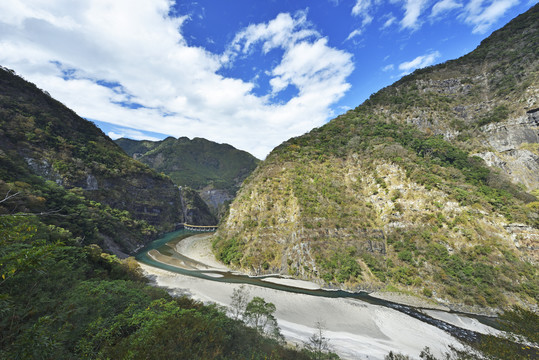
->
[214,4,539,311]
[115,136,259,217]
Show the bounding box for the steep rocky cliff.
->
[362,3,539,191]
[178,186,217,225]
[0,67,186,255]
[475,110,539,190]
[214,5,539,310]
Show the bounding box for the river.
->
[136,230,500,359]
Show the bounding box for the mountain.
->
[0,66,313,360]
[115,136,260,217]
[0,66,213,256]
[214,5,539,310]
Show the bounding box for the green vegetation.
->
[214,236,245,266]
[0,66,331,358]
[217,108,537,305]
[366,3,538,118]
[477,105,510,127]
[0,67,187,251]
[215,4,539,309]
[474,306,539,359]
[116,137,259,194]
[317,248,362,284]
[1,5,538,357]
[115,136,259,218]
[244,297,281,339]
[0,175,158,252]
[0,215,312,359]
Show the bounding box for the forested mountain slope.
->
[214,5,539,310]
[0,66,311,360]
[116,136,259,217]
[0,66,213,255]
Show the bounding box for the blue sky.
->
[0,0,536,158]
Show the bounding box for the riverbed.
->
[137,231,500,360]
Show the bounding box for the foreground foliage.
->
[0,216,312,359]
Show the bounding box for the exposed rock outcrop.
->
[115,137,259,219]
[475,111,539,189]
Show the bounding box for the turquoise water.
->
[136,229,194,254]
[136,230,376,296]
[136,230,499,340]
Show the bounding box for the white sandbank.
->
[139,234,500,359]
[140,263,469,360]
[173,234,322,290]
[260,276,321,290]
[174,234,230,271]
[200,272,224,278]
[422,309,502,336]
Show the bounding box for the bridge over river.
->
[176,223,218,232]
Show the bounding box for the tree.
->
[305,321,331,360]
[230,285,249,320]
[244,296,282,341]
[419,347,437,360]
[385,352,412,360]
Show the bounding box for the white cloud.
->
[348,0,374,40]
[270,38,353,99]
[108,129,161,142]
[226,12,353,101]
[382,64,395,72]
[401,0,430,30]
[381,13,397,29]
[430,0,463,18]
[398,51,441,74]
[352,0,374,27]
[346,28,363,41]
[0,2,354,159]
[460,0,520,34]
[227,12,318,56]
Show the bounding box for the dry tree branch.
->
[0,190,20,204]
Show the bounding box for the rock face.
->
[0,66,184,254]
[362,5,539,192]
[475,110,539,189]
[484,111,539,152]
[178,186,217,225]
[214,5,539,309]
[199,188,234,218]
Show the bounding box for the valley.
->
[0,3,538,359]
